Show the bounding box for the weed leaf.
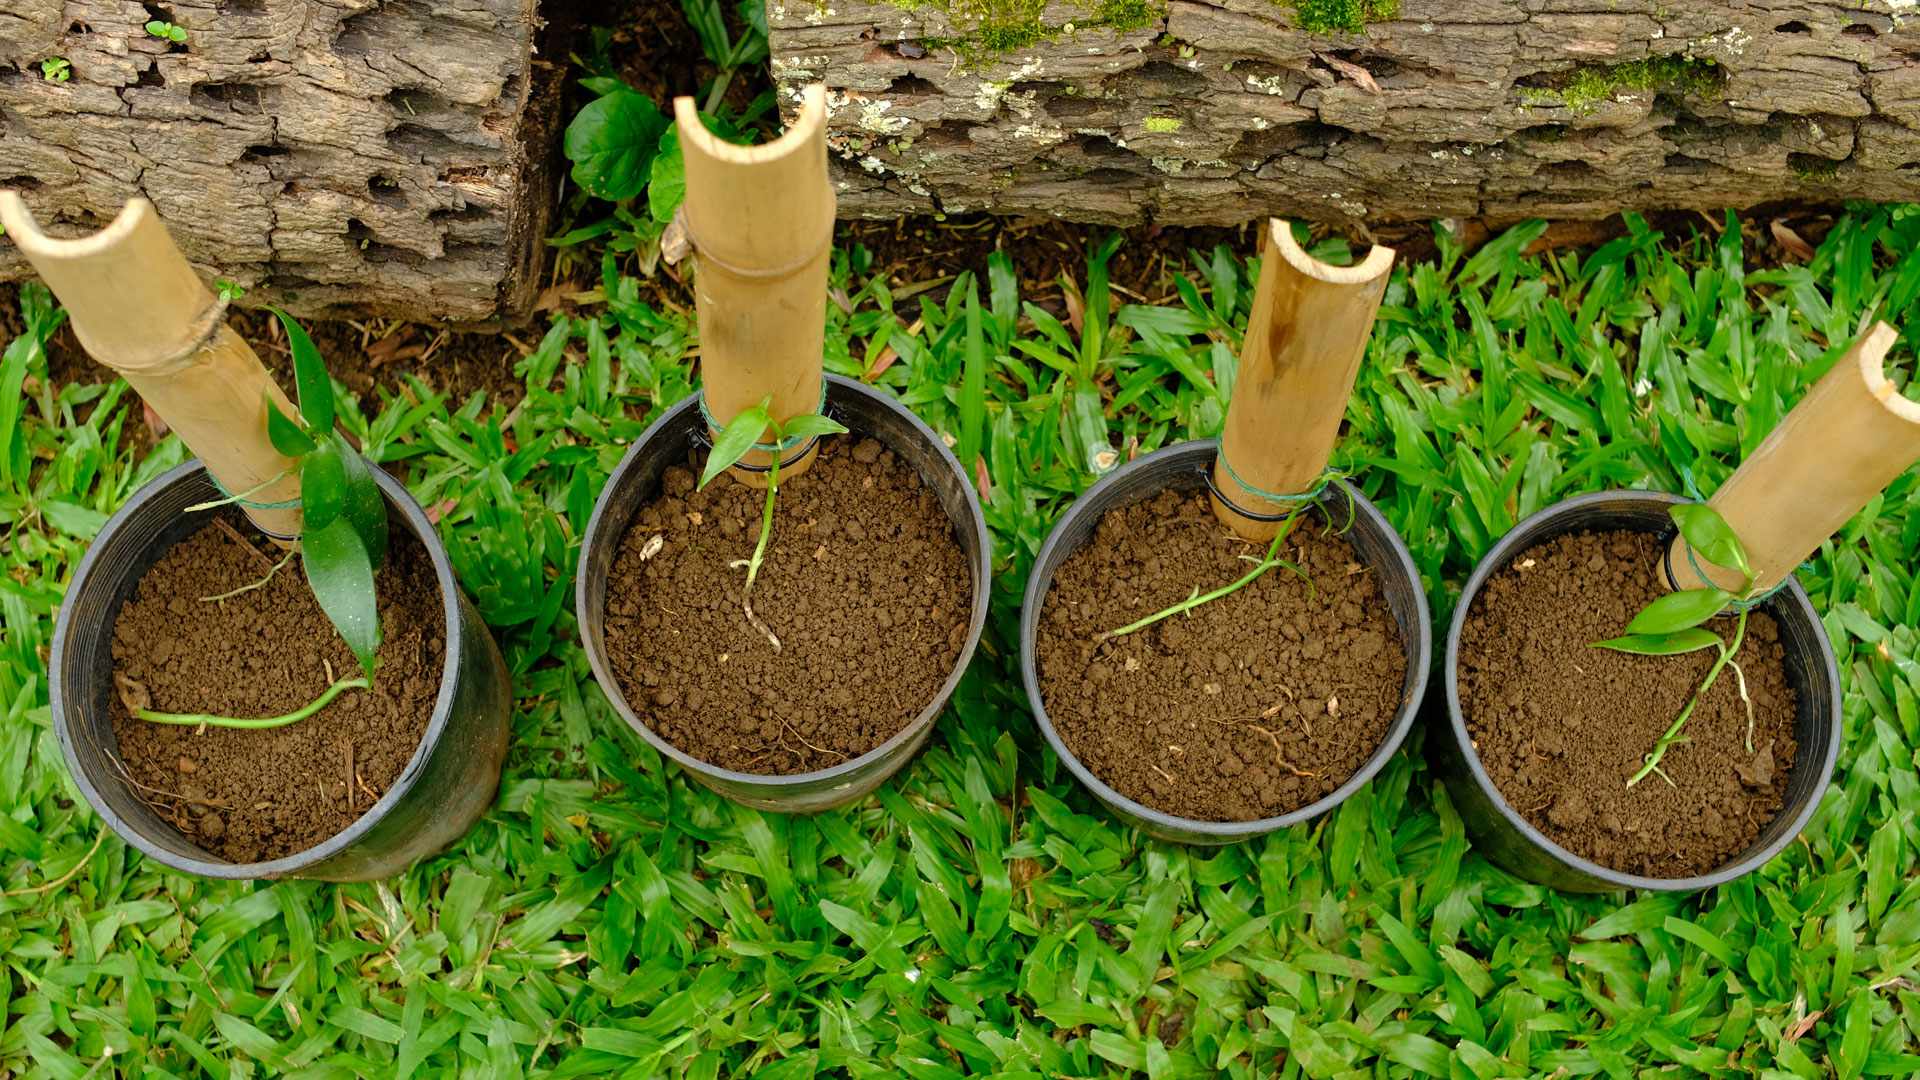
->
[700,398,772,488]
[264,306,334,435]
[302,517,381,680]
[564,85,667,202]
[1592,628,1723,655]
[1626,587,1733,635]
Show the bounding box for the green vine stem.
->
[1106,503,1312,639]
[1627,610,1748,788]
[729,449,784,652]
[136,677,368,730]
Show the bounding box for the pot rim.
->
[1442,488,1843,892]
[1020,437,1433,838]
[52,457,466,879]
[576,374,992,790]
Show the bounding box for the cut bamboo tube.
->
[0,194,304,537]
[676,84,833,485]
[1211,219,1396,540]
[1668,322,1918,596]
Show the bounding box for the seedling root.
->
[1248,724,1321,779]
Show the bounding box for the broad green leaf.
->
[264,306,334,435]
[1625,587,1734,635]
[332,434,389,571]
[648,126,684,224]
[301,440,346,532]
[302,517,381,680]
[266,391,318,457]
[778,413,848,440]
[1590,628,1723,656]
[699,398,771,489]
[1671,503,1749,581]
[564,86,667,202]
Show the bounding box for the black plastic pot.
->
[1019,439,1432,845]
[51,459,513,881]
[577,375,991,812]
[1435,490,1841,893]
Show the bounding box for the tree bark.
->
[0,0,568,323]
[771,0,1920,225]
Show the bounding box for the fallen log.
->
[772,0,1920,224]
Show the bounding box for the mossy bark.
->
[773,0,1920,225]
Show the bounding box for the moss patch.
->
[904,0,1167,69]
[1143,116,1182,132]
[1521,54,1722,116]
[1789,153,1840,182]
[1281,0,1399,36]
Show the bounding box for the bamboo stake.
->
[677,84,833,485]
[0,195,303,537]
[1211,219,1396,540]
[1669,322,1919,595]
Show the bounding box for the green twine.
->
[1218,456,1346,506]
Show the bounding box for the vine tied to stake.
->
[1590,503,1761,788]
[699,394,848,652]
[1105,499,1317,640]
[138,309,388,731]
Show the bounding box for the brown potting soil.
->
[108,516,445,864]
[1457,529,1799,878]
[602,435,971,774]
[1034,490,1407,822]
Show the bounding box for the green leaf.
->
[302,517,381,680]
[266,391,318,457]
[1625,588,1734,635]
[332,434,388,571]
[778,413,848,440]
[1591,628,1724,656]
[1671,503,1749,581]
[958,279,987,473]
[648,126,684,224]
[301,440,346,532]
[263,306,334,435]
[564,86,667,202]
[699,398,771,489]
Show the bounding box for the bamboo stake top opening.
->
[1855,323,1919,424]
[673,85,826,166]
[0,193,154,260]
[0,192,217,373]
[1266,218,1396,286]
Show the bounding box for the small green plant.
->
[40,57,70,83]
[555,7,771,266]
[1591,504,1758,787]
[1106,501,1314,638]
[144,20,188,42]
[215,280,245,303]
[157,309,388,730]
[698,397,848,651]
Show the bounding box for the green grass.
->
[4,205,1920,1076]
